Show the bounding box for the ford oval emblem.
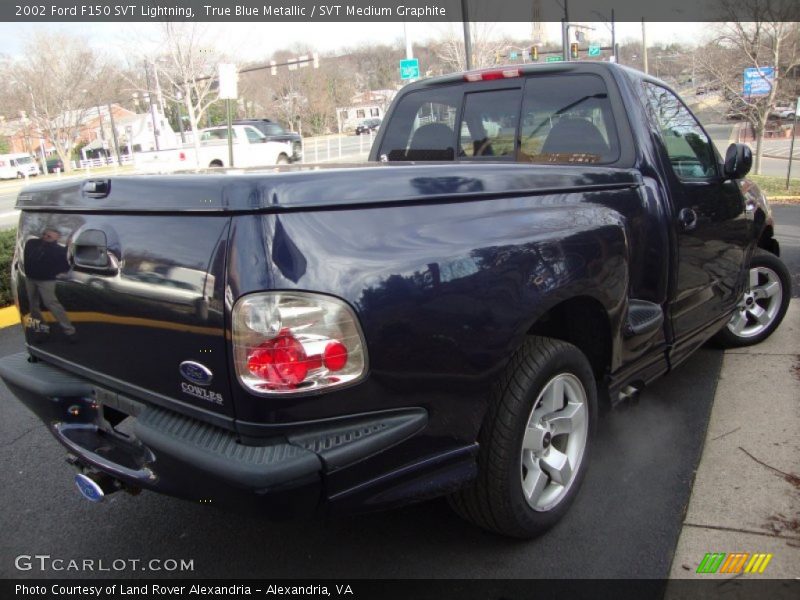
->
[179,361,214,386]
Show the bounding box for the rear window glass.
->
[458,89,521,160]
[378,85,461,161]
[520,74,619,164]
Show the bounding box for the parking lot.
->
[0,206,797,580]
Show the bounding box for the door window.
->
[244,127,265,143]
[643,83,717,180]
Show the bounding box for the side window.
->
[520,74,620,164]
[378,85,461,161]
[458,89,521,159]
[643,83,717,179]
[244,127,264,143]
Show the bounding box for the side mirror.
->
[723,143,753,179]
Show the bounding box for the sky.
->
[0,21,711,63]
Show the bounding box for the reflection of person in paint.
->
[23,228,76,341]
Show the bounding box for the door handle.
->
[69,229,120,274]
[678,208,698,231]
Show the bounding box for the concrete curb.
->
[0,305,20,329]
[668,300,800,580]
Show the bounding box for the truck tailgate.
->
[14,181,233,422]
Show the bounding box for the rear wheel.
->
[715,249,791,347]
[209,160,223,168]
[449,336,597,538]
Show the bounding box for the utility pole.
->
[461,0,472,70]
[641,19,648,74]
[612,9,617,62]
[562,0,570,61]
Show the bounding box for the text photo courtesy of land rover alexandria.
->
[0,62,790,538]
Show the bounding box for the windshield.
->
[16,156,33,165]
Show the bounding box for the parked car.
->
[1,62,790,539]
[770,106,796,120]
[45,157,64,173]
[233,119,303,162]
[355,118,381,135]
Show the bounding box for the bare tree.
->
[141,23,226,165]
[11,32,109,172]
[432,23,511,71]
[695,0,800,173]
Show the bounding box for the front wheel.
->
[715,249,791,347]
[276,154,289,165]
[449,336,597,538]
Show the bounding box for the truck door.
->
[642,82,750,349]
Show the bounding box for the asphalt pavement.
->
[0,321,723,579]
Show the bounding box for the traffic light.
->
[530,46,538,61]
[570,43,579,59]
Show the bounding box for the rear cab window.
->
[379,71,622,165]
[201,129,234,142]
[520,74,619,164]
[379,85,462,161]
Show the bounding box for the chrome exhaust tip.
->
[74,473,105,502]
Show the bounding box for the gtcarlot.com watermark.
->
[15,554,194,573]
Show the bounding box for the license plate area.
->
[93,386,147,437]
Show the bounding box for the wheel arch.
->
[526,295,613,383]
[757,223,780,256]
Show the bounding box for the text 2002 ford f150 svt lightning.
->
[1,63,791,538]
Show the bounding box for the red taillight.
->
[179,152,186,161]
[323,341,348,371]
[233,292,367,395]
[247,330,309,388]
[464,68,520,82]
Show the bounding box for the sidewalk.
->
[732,122,800,160]
[669,300,800,580]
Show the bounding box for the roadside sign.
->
[218,63,238,99]
[588,45,601,57]
[400,58,420,80]
[546,56,564,63]
[743,66,774,97]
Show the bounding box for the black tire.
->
[449,336,598,538]
[276,154,289,165]
[714,249,791,347]
[209,160,223,168]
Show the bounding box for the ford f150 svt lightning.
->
[0,62,791,538]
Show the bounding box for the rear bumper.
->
[0,352,428,516]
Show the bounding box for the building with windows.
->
[336,89,397,132]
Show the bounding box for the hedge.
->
[0,228,16,307]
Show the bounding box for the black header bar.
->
[3,0,800,22]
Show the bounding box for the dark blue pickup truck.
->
[0,62,790,538]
